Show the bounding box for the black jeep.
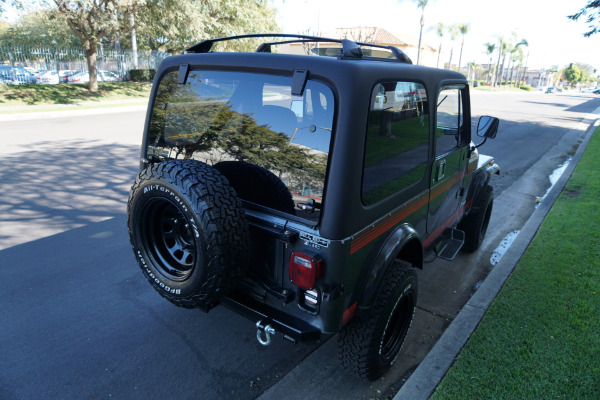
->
[127,34,499,380]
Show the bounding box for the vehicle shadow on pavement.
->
[0,216,320,400]
[0,139,139,250]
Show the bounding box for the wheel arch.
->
[356,224,422,313]
[466,163,498,214]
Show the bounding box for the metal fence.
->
[0,43,170,83]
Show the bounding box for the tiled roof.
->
[321,27,437,52]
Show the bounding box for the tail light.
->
[289,251,323,290]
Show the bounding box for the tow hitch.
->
[256,320,276,346]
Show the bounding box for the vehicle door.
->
[427,84,470,236]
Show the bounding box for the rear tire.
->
[127,160,250,310]
[338,261,417,380]
[460,185,493,252]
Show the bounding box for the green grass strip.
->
[431,127,600,400]
[0,82,151,106]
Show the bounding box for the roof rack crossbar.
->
[184,34,413,64]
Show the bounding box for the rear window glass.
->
[147,70,335,222]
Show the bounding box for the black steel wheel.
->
[127,160,250,310]
[338,261,417,380]
[141,198,196,281]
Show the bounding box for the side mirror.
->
[476,115,499,139]
[472,116,499,151]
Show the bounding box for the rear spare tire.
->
[214,161,295,214]
[127,160,250,310]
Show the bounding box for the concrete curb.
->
[393,113,600,400]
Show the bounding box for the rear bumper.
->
[221,290,322,343]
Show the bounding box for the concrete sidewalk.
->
[394,112,600,400]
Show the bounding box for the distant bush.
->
[519,85,533,91]
[129,69,156,82]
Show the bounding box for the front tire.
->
[127,160,250,310]
[460,185,493,252]
[338,261,417,380]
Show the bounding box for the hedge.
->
[129,69,156,82]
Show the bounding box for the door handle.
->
[437,159,446,181]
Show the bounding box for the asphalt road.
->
[1,91,599,400]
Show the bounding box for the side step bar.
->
[435,228,465,261]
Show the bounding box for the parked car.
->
[59,70,77,83]
[546,87,557,93]
[594,88,600,95]
[99,70,120,82]
[0,65,37,84]
[127,34,501,381]
[37,70,60,84]
[67,70,121,83]
[581,87,599,93]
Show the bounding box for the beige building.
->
[279,27,439,68]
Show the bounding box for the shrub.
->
[519,85,533,91]
[129,69,156,82]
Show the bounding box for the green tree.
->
[484,42,495,83]
[435,22,444,68]
[52,0,138,92]
[456,23,469,71]
[446,24,458,70]
[568,0,600,37]
[505,39,527,87]
[0,8,79,47]
[564,63,583,85]
[133,0,279,54]
[408,0,429,65]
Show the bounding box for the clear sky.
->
[273,0,600,71]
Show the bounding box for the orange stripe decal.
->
[350,171,466,254]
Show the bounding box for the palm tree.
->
[484,42,496,84]
[435,22,444,68]
[513,39,528,86]
[494,36,507,87]
[457,23,470,72]
[447,24,458,70]
[509,47,524,87]
[414,0,429,65]
[519,50,530,88]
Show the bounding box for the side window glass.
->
[435,86,464,155]
[362,81,429,205]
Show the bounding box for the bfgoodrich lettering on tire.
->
[337,261,417,380]
[127,160,250,310]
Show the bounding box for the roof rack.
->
[184,33,413,64]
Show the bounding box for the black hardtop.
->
[144,48,468,240]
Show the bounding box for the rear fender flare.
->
[357,224,422,312]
